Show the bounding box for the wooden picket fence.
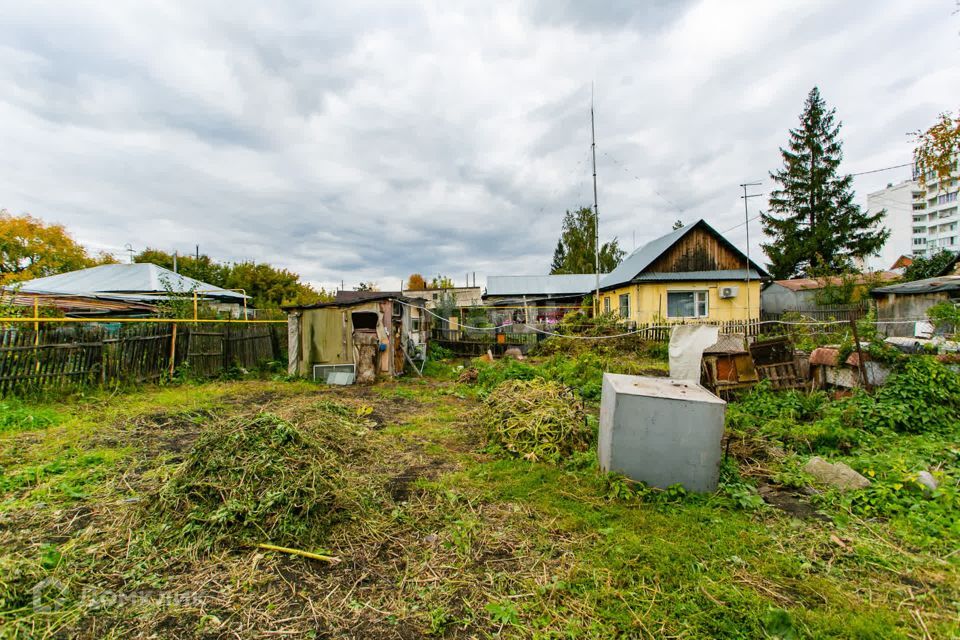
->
[631,318,772,342]
[0,322,285,395]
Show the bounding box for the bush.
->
[475,358,541,392]
[859,357,960,434]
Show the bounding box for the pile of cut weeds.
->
[479,379,592,463]
[149,404,381,551]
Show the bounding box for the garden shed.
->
[284,293,427,382]
[871,276,960,337]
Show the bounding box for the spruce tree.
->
[761,87,889,279]
[550,238,566,273]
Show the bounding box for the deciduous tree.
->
[761,87,889,279]
[902,249,958,281]
[913,111,960,186]
[549,207,624,274]
[406,273,427,290]
[133,247,329,308]
[429,275,455,289]
[0,210,115,285]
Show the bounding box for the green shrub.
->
[475,358,541,392]
[860,357,960,434]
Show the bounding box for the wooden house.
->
[599,219,769,324]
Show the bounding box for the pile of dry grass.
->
[479,379,591,463]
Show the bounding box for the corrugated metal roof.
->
[871,276,960,295]
[600,219,769,290]
[284,293,423,310]
[633,269,764,281]
[485,274,598,297]
[600,224,691,290]
[334,290,402,303]
[15,263,247,300]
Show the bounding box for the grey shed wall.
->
[761,284,817,316]
[875,292,951,337]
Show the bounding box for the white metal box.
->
[599,373,726,492]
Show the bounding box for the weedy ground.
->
[0,351,958,639]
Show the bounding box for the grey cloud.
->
[0,0,956,290]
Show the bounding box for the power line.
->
[721,162,918,234]
[722,213,762,234]
[600,150,684,213]
[850,162,914,177]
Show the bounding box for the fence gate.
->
[186,329,225,377]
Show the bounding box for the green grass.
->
[0,398,61,435]
[441,457,919,638]
[1,365,958,638]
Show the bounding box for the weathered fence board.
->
[0,322,287,395]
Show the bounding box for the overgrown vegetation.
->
[472,349,664,401]
[2,351,959,637]
[726,357,960,551]
[927,299,960,336]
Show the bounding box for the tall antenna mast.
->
[739,182,762,322]
[591,85,600,315]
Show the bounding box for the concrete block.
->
[599,373,726,492]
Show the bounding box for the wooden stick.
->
[256,543,341,564]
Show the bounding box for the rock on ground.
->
[916,471,938,496]
[803,456,871,492]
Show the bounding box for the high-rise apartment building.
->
[866,179,915,267]
[911,160,959,257]
[867,158,959,262]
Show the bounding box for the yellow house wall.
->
[601,280,762,324]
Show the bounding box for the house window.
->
[618,294,630,318]
[667,291,709,319]
[603,297,611,314]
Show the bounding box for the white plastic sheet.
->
[668,324,720,381]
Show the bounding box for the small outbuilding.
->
[871,275,960,337]
[284,293,427,383]
[761,272,899,317]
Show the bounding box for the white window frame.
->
[618,293,630,319]
[666,290,709,319]
[603,296,611,314]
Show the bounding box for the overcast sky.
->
[1,1,958,290]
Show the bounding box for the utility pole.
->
[591,85,600,316]
[739,182,763,321]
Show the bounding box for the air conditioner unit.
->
[719,286,739,299]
